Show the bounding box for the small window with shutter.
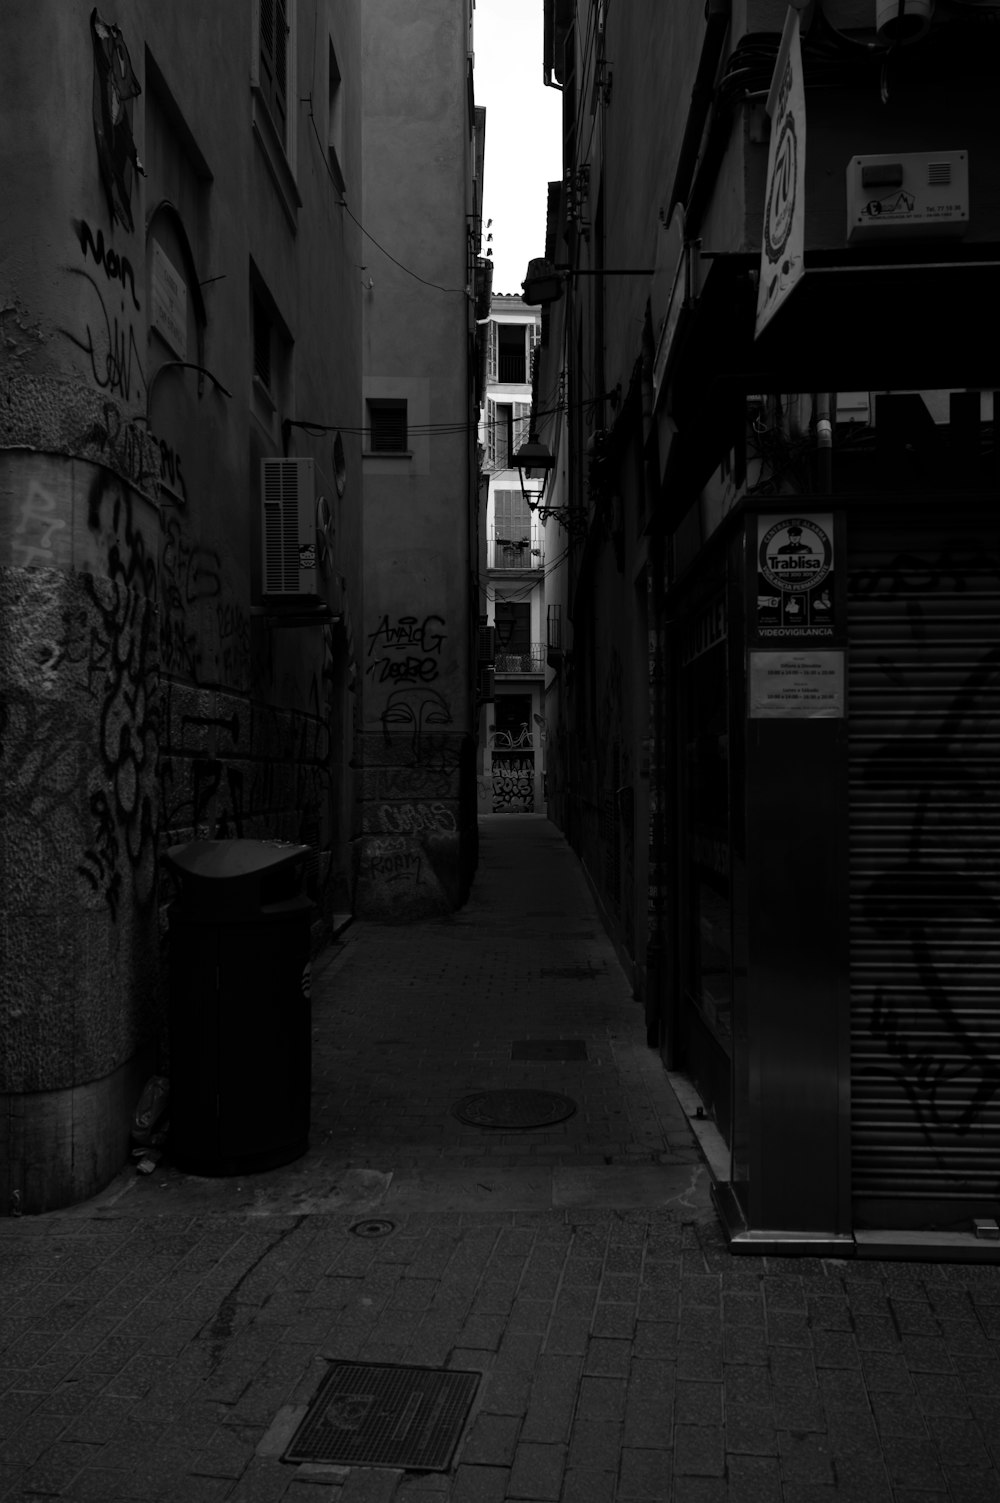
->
[259,0,289,147]
[368,399,408,454]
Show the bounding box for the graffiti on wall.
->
[854,542,1000,1152]
[89,11,143,233]
[492,753,534,812]
[366,613,446,686]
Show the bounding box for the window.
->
[486,402,530,469]
[252,289,273,391]
[259,0,289,146]
[368,400,408,453]
[495,603,531,656]
[494,488,531,540]
[328,38,345,192]
[497,323,527,383]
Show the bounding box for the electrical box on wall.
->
[846,151,968,242]
[261,458,319,597]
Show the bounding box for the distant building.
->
[356,0,484,913]
[479,295,547,813]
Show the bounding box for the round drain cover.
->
[350,1219,396,1239]
[452,1089,578,1129]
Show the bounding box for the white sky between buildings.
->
[474,0,563,298]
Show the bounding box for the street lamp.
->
[513,431,555,511]
[521,257,654,307]
[513,431,588,537]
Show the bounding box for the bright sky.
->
[474,0,563,297]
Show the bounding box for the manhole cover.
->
[452,1089,578,1128]
[284,1360,480,1471]
[350,1219,396,1239]
[540,965,598,979]
[511,1039,588,1061]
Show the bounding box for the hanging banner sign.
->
[755,7,806,339]
[756,512,835,638]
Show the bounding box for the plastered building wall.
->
[0,0,364,1212]
[356,0,480,919]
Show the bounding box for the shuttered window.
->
[252,291,272,390]
[493,488,531,540]
[260,0,289,145]
[368,400,408,453]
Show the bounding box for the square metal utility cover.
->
[511,1038,588,1061]
[284,1360,480,1471]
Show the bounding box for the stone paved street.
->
[1,817,999,1501]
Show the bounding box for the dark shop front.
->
[667,485,1000,1256]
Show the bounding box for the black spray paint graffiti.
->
[366,613,446,685]
[83,400,157,493]
[64,265,145,404]
[73,218,141,312]
[159,515,221,678]
[380,686,453,763]
[89,10,143,233]
[854,544,1000,1154]
[77,475,159,910]
[492,753,534,812]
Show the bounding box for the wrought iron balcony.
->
[494,643,546,675]
[488,535,544,570]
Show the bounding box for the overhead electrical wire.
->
[303,104,469,295]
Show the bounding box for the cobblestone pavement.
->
[1,818,999,1501]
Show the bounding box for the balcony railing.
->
[488,537,544,570]
[494,643,546,675]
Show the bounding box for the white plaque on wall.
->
[151,240,187,360]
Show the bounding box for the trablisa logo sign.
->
[759,517,832,593]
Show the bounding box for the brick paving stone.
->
[520,1354,580,1443]
[724,1402,778,1456]
[727,1452,784,1503]
[674,1380,722,1426]
[672,1478,728,1503]
[543,1318,590,1355]
[618,1445,673,1499]
[880,1433,947,1490]
[673,1422,724,1477]
[577,1373,630,1425]
[459,1412,521,1466]
[942,1471,1000,1503]
[448,1464,509,1503]
[559,1467,616,1503]
[566,1418,621,1470]
[507,1440,566,1500]
[338,1468,406,1502]
[591,1303,636,1339]
[575,1337,626,1379]
[675,1344,722,1383]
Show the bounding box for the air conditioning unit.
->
[261,457,319,597]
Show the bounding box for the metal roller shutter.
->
[847,512,1000,1229]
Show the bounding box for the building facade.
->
[355,0,485,914]
[479,295,548,814]
[0,0,483,1211]
[533,0,1000,1253]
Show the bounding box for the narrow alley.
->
[2,819,999,1503]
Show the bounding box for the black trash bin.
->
[166,839,315,1176]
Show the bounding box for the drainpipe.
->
[667,0,732,217]
[816,391,834,493]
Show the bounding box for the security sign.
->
[756,513,834,638]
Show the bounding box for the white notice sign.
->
[151,240,187,360]
[749,650,844,719]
